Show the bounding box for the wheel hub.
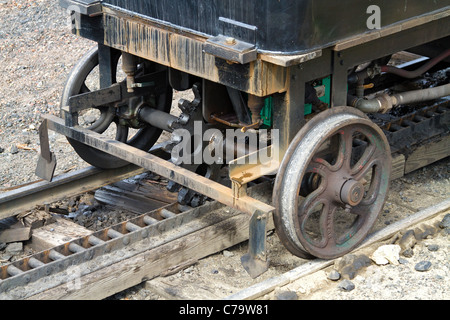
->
[340,179,364,206]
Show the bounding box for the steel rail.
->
[0,164,147,220]
[0,143,174,220]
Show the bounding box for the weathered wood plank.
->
[405,136,450,174]
[0,226,31,244]
[22,210,56,229]
[29,217,93,252]
[391,153,406,181]
[0,217,32,243]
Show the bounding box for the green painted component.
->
[257,76,331,127]
[305,76,331,115]
[260,96,273,128]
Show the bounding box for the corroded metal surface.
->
[42,114,275,218]
[273,107,392,259]
[0,164,146,220]
[101,7,289,97]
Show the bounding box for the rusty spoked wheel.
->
[273,107,391,259]
[61,47,172,169]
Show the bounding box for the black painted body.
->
[101,0,449,54]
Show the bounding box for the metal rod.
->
[126,222,141,232]
[143,216,158,225]
[7,265,24,277]
[49,250,66,261]
[28,258,45,269]
[88,235,105,246]
[69,243,86,254]
[138,107,179,132]
[160,209,177,219]
[107,229,124,239]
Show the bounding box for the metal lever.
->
[35,119,57,182]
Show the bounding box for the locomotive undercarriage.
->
[36,3,450,277]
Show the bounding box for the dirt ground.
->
[0,0,449,301]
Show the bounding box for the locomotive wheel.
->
[61,47,172,169]
[273,107,391,259]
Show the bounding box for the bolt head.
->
[225,37,236,45]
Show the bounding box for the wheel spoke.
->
[335,214,364,245]
[80,82,90,94]
[319,201,338,249]
[115,124,129,142]
[90,108,115,134]
[86,108,109,131]
[336,127,354,171]
[360,163,383,206]
[297,178,327,246]
[299,196,338,249]
[351,148,376,181]
[309,158,334,177]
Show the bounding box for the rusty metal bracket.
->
[203,17,258,64]
[204,35,257,64]
[241,210,270,279]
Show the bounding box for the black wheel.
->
[273,107,391,259]
[61,47,172,169]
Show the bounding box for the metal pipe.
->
[348,93,392,113]
[49,250,66,261]
[392,83,450,105]
[69,243,86,254]
[28,257,45,269]
[7,265,23,277]
[107,229,123,239]
[381,49,450,79]
[88,235,105,246]
[126,222,141,232]
[122,52,137,93]
[143,215,158,225]
[160,209,177,219]
[348,83,450,113]
[138,106,179,132]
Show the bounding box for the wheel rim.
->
[61,47,172,169]
[273,107,391,259]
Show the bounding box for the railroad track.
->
[0,102,448,300]
[0,145,448,300]
[1,0,448,303]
